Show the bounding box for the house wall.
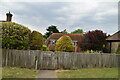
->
[47,39,82,52]
[106,42,120,53]
[48,44,81,52]
[111,42,120,53]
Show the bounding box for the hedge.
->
[1,22,31,50]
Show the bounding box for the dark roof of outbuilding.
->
[106,31,120,41]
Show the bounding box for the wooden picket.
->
[2,49,119,70]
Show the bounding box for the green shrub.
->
[55,35,74,52]
[1,22,31,50]
[116,45,120,54]
[30,31,43,50]
[42,45,49,51]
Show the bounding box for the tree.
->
[81,30,107,51]
[71,29,83,34]
[55,35,74,52]
[1,22,31,50]
[30,31,43,50]
[44,25,59,39]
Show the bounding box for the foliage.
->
[43,37,47,44]
[1,22,31,50]
[116,45,120,54]
[71,29,84,34]
[30,31,43,50]
[42,45,50,51]
[55,35,74,52]
[44,25,59,39]
[84,50,101,53]
[81,30,107,51]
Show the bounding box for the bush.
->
[30,31,43,50]
[81,30,107,51]
[116,45,120,54]
[55,35,74,52]
[42,45,49,51]
[1,22,31,49]
[84,50,101,53]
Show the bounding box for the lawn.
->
[2,67,38,78]
[57,68,118,78]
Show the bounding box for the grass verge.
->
[2,67,38,78]
[57,68,118,78]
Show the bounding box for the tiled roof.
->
[46,33,83,41]
[51,33,83,35]
[46,33,84,46]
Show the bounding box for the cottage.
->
[45,33,84,52]
[106,31,120,53]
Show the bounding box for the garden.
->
[1,21,120,53]
[1,21,120,79]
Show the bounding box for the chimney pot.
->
[6,12,13,21]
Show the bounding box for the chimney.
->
[63,29,67,33]
[6,12,13,21]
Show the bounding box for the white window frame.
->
[50,39,56,45]
[73,40,78,46]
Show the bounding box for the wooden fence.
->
[2,49,120,70]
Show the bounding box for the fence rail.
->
[2,49,119,70]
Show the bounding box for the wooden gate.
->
[37,52,57,69]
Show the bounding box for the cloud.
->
[0,1,118,35]
[93,3,118,22]
[1,0,119,2]
[54,2,99,25]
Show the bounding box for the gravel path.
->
[36,70,58,78]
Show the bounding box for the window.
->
[50,39,56,45]
[73,40,78,46]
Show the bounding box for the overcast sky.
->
[0,0,119,35]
